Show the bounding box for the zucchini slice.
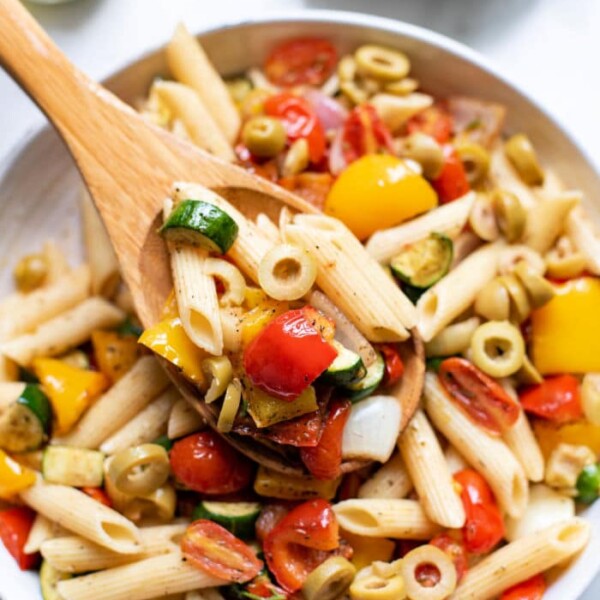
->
[193,501,261,539]
[0,384,51,453]
[321,341,366,386]
[42,446,104,487]
[40,560,72,600]
[152,434,173,452]
[160,199,239,254]
[391,232,453,289]
[344,352,385,402]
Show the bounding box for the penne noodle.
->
[567,205,600,275]
[0,381,25,408]
[219,306,243,353]
[167,398,206,440]
[488,144,538,210]
[255,213,281,243]
[425,317,480,357]
[185,590,225,600]
[502,409,545,483]
[42,240,70,285]
[358,452,413,500]
[24,514,66,555]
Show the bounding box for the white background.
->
[0,0,599,598]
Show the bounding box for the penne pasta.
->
[424,317,480,357]
[184,590,225,600]
[168,397,206,440]
[488,144,538,210]
[255,213,281,243]
[24,514,66,555]
[42,240,71,285]
[567,205,600,275]
[357,452,413,500]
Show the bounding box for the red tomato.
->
[264,93,326,162]
[0,507,39,570]
[342,104,395,165]
[255,504,290,544]
[500,574,546,600]
[82,487,112,507]
[337,472,362,501]
[243,307,337,401]
[265,38,337,87]
[278,172,333,212]
[170,431,253,494]
[430,533,468,581]
[235,144,279,182]
[439,357,521,435]
[454,469,505,554]
[245,573,289,599]
[406,104,454,144]
[378,344,405,386]
[260,410,324,447]
[181,520,262,583]
[263,499,340,592]
[300,399,351,480]
[520,375,582,423]
[432,146,471,203]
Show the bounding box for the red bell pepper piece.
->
[82,487,113,507]
[454,469,505,554]
[0,506,39,570]
[432,146,470,203]
[406,104,454,144]
[519,374,582,423]
[341,104,395,165]
[500,574,546,600]
[243,307,337,401]
[379,344,405,386]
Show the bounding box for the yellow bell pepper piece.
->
[324,154,438,240]
[0,450,35,499]
[341,530,395,571]
[533,419,600,460]
[531,277,600,374]
[254,465,341,500]
[33,358,109,436]
[91,331,139,383]
[241,299,291,347]
[139,317,207,387]
[246,384,318,428]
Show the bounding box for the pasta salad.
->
[1,24,600,600]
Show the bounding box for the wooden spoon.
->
[0,0,424,475]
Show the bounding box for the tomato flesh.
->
[0,506,39,570]
[430,533,468,581]
[439,357,520,435]
[519,374,582,423]
[379,344,405,386]
[260,410,324,448]
[342,104,394,165]
[406,104,454,144]
[432,146,471,203]
[500,574,546,600]
[278,172,333,212]
[255,504,291,544]
[170,431,252,494]
[82,487,112,507]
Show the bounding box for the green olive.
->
[337,55,357,82]
[513,260,555,309]
[455,140,490,186]
[545,248,587,279]
[350,574,407,600]
[13,253,48,292]
[340,80,368,105]
[384,77,419,96]
[497,274,531,324]
[469,193,500,241]
[493,189,526,242]
[226,77,253,104]
[242,116,287,158]
[108,444,170,496]
[402,133,444,179]
[474,278,511,321]
[355,44,411,82]
[516,353,543,385]
[504,133,545,186]
[302,556,356,600]
[470,320,525,378]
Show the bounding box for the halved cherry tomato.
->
[454,469,505,555]
[181,520,262,583]
[260,410,324,447]
[82,487,112,508]
[0,506,39,570]
[430,533,468,581]
[235,144,279,182]
[244,572,289,599]
[264,499,340,592]
[264,93,326,162]
[432,146,471,203]
[519,374,582,423]
[265,38,337,87]
[278,172,333,211]
[170,431,253,494]
[500,574,546,600]
[379,344,405,386]
[243,307,337,401]
[300,398,351,480]
[342,104,395,165]
[406,104,454,144]
[338,472,362,501]
[255,504,291,544]
[439,357,520,435]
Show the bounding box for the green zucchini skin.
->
[343,352,385,402]
[160,199,239,254]
[321,341,366,386]
[40,560,72,600]
[42,446,104,488]
[152,434,173,451]
[192,501,261,539]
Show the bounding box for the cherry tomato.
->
[243,307,337,401]
[264,93,326,162]
[260,409,324,447]
[338,472,362,501]
[439,357,520,435]
[278,172,333,211]
[82,487,112,507]
[406,104,454,144]
[432,146,471,204]
[500,574,546,600]
[519,375,582,423]
[300,398,351,480]
[181,520,262,583]
[245,573,289,599]
[265,38,337,87]
[430,533,468,581]
[0,506,39,570]
[255,504,290,544]
[170,431,253,494]
[342,104,395,165]
[263,499,340,592]
[379,344,405,386]
[235,144,279,182]
[454,469,505,554]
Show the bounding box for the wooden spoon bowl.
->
[0,0,424,475]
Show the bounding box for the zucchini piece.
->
[152,434,173,452]
[391,232,453,289]
[0,384,51,452]
[40,560,72,600]
[321,341,366,386]
[42,446,104,487]
[193,501,261,539]
[159,199,239,254]
[344,352,385,402]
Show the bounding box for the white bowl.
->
[1,10,599,600]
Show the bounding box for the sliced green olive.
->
[498,274,531,323]
[14,253,48,292]
[354,44,410,82]
[515,353,543,385]
[384,78,419,96]
[241,116,286,158]
[455,140,490,186]
[493,189,526,242]
[108,444,170,496]
[337,55,357,82]
[340,80,368,105]
[470,320,525,378]
[545,246,587,279]
[303,556,356,600]
[226,77,253,104]
[402,133,444,179]
[474,278,511,321]
[469,193,500,241]
[504,133,545,186]
[513,260,555,309]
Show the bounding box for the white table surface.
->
[1,0,599,597]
